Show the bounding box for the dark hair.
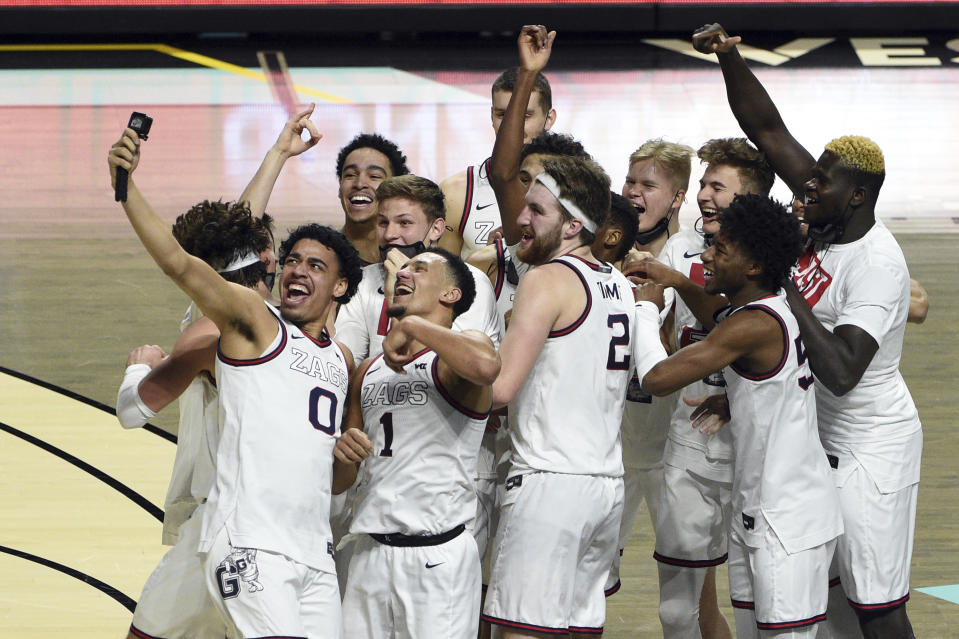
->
[172,200,268,288]
[491,67,553,113]
[520,131,591,163]
[698,137,775,196]
[717,194,803,292]
[421,247,476,320]
[278,224,364,304]
[375,174,446,222]
[335,133,409,179]
[607,192,640,263]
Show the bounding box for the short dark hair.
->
[717,194,803,293]
[335,133,409,179]
[491,67,553,113]
[172,200,268,289]
[697,137,775,196]
[520,131,591,163]
[607,192,640,263]
[375,174,446,222]
[278,224,364,304]
[421,247,476,320]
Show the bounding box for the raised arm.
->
[692,24,817,194]
[384,318,500,387]
[490,25,555,246]
[237,104,322,217]
[108,127,276,359]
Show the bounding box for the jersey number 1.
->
[379,412,394,457]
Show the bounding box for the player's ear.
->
[563,218,583,240]
[671,189,686,210]
[849,186,866,208]
[544,108,557,131]
[604,226,622,250]
[428,216,446,243]
[332,276,348,299]
[441,285,462,306]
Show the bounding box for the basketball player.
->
[437,27,557,257]
[482,155,632,637]
[240,103,409,265]
[117,202,275,639]
[333,248,499,638]
[630,138,775,639]
[109,125,364,638]
[694,24,923,639]
[632,193,842,638]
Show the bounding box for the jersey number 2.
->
[607,314,631,371]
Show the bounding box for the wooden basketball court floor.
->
[1,40,958,637]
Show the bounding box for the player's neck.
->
[837,209,875,244]
[342,218,381,264]
[634,231,669,258]
[729,284,775,310]
[295,306,334,342]
[551,241,594,263]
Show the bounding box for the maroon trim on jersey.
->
[562,252,612,273]
[245,636,308,639]
[480,157,492,181]
[493,239,507,299]
[547,259,592,338]
[757,612,827,630]
[731,599,755,610]
[376,298,391,336]
[829,576,842,588]
[481,615,569,635]
[458,165,475,236]
[848,593,910,611]
[604,579,622,597]
[654,551,728,568]
[431,355,491,420]
[217,314,287,367]
[728,303,788,381]
[301,328,332,347]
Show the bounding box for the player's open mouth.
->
[394,283,413,296]
[349,193,374,209]
[285,283,310,303]
[701,207,718,219]
[702,267,714,285]
[520,229,534,246]
[805,193,819,206]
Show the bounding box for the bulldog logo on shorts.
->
[215,547,264,599]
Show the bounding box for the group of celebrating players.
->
[110,22,925,639]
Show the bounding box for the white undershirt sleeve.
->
[632,301,669,385]
[116,364,156,429]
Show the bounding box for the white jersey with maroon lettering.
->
[458,158,502,256]
[722,293,842,554]
[659,229,734,476]
[509,254,633,477]
[334,261,501,363]
[792,221,920,445]
[350,349,490,535]
[200,303,348,573]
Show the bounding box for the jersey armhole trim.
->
[728,305,788,381]
[430,355,491,420]
[458,166,475,236]
[217,312,286,367]
[547,259,592,338]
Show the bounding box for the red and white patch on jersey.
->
[793,246,833,308]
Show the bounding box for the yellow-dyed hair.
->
[824,136,885,176]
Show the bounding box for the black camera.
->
[115,111,153,202]
[128,111,153,140]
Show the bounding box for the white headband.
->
[534,172,598,234]
[217,251,260,273]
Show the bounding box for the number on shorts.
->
[308,387,338,435]
[379,412,394,457]
[607,313,631,371]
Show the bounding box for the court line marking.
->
[916,585,959,606]
[0,43,351,104]
[0,420,164,522]
[0,544,136,612]
[0,366,176,444]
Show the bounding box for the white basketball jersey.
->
[458,158,501,256]
[792,221,919,444]
[200,303,348,573]
[161,303,219,545]
[509,254,633,477]
[335,262,501,362]
[350,349,489,535]
[660,230,734,471]
[723,294,842,554]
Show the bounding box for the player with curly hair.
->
[632,193,842,639]
[694,25,923,639]
[110,120,363,638]
[118,198,278,639]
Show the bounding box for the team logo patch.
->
[215,546,264,599]
[793,246,833,308]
